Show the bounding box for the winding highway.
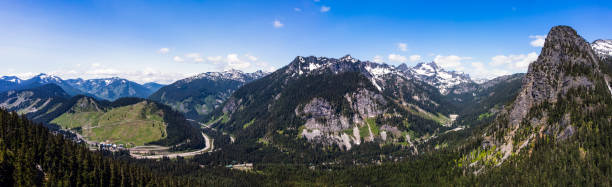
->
[130,132,213,159]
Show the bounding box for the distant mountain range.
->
[0,74,165,101]
[65,77,160,101]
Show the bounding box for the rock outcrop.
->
[480,25,611,164]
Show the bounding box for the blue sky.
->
[1,0,611,83]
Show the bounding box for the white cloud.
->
[84,68,191,84]
[7,72,37,80]
[273,20,284,28]
[158,48,170,54]
[256,62,277,72]
[490,52,538,69]
[185,53,204,62]
[207,56,223,62]
[86,68,121,75]
[529,35,546,47]
[397,43,408,51]
[40,63,195,84]
[320,6,330,12]
[173,56,184,62]
[433,55,472,69]
[245,54,258,61]
[467,62,511,79]
[388,54,408,63]
[91,63,101,68]
[372,55,384,63]
[226,54,252,70]
[294,8,302,12]
[201,53,273,72]
[409,55,421,62]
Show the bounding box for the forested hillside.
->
[0,108,261,186]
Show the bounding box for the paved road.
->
[130,132,213,159]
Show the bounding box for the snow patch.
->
[307,63,321,71]
[365,66,391,76]
[371,77,382,91]
[592,40,612,56]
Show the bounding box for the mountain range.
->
[65,77,159,101]
[0,73,165,101]
[195,53,523,164]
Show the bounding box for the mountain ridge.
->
[149,69,268,120]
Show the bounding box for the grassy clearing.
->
[366,118,380,136]
[220,113,230,123]
[457,146,502,168]
[402,104,450,125]
[359,124,370,139]
[243,118,255,129]
[478,112,493,121]
[51,101,167,146]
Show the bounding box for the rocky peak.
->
[396,63,409,72]
[29,73,63,84]
[475,26,612,165]
[408,61,474,94]
[286,55,400,92]
[339,54,358,63]
[509,25,599,126]
[290,56,407,79]
[287,55,477,94]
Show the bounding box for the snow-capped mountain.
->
[0,73,164,100]
[21,73,63,85]
[181,69,267,84]
[0,76,22,84]
[402,62,475,94]
[592,39,612,57]
[286,55,404,92]
[0,76,23,92]
[18,73,85,96]
[65,77,158,101]
[287,55,475,95]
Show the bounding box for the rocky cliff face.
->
[295,89,386,150]
[508,26,601,127]
[471,26,612,167]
